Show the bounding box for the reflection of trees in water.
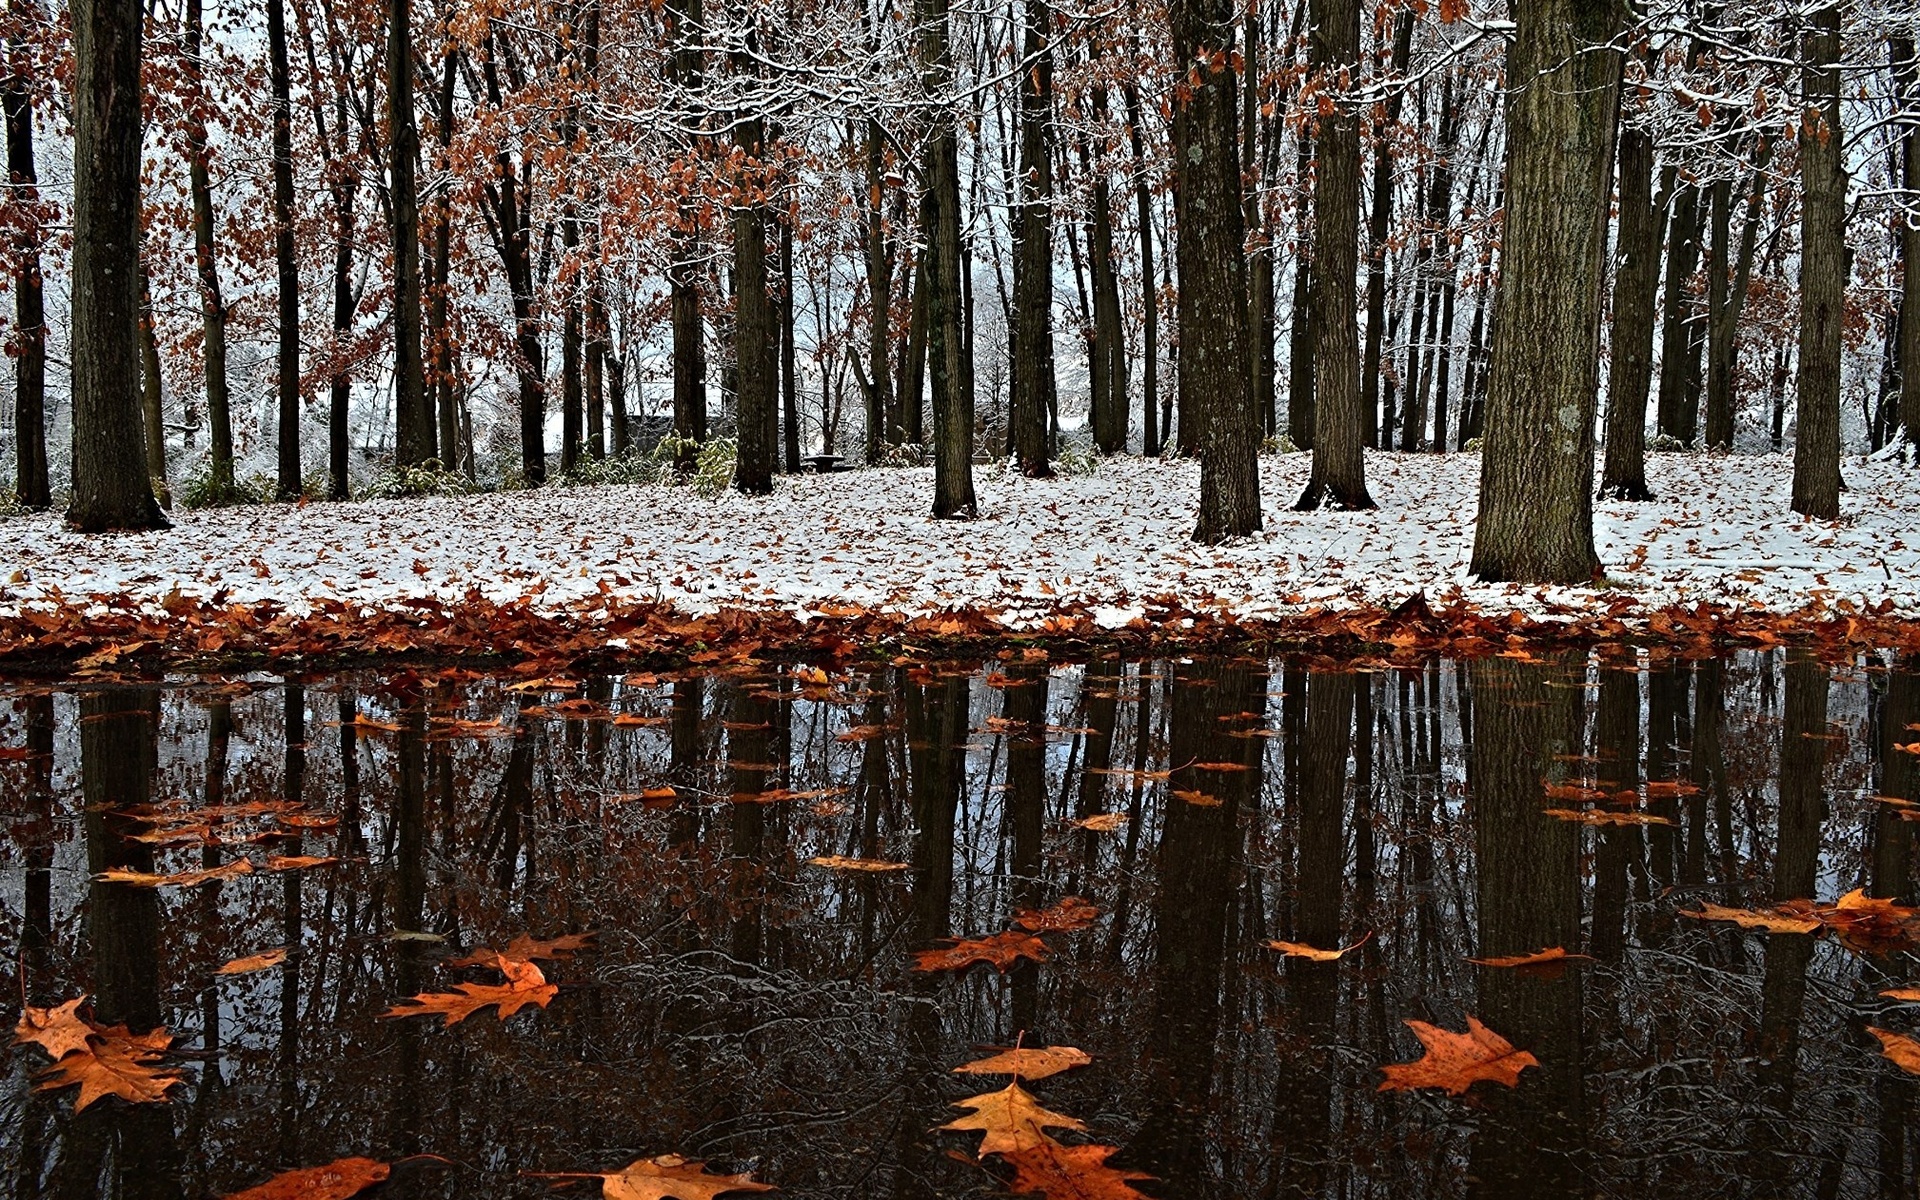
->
[0,651,1912,1198]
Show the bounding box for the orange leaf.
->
[1542,808,1675,826]
[34,1025,183,1111]
[997,1141,1155,1199]
[1868,1027,1920,1075]
[1468,946,1592,977]
[94,858,255,888]
[1070,813,1129,832]
[266,855,339,872]
[952,1045,1093,1081]
[529,1154,774,1199]
[447,933,596,970]
[13,997,95,1060]
[222,1157,391,1200]
[218,949,288,976]
[1678,903,1821,934]
[807,855,911,872]
[1013,896,1100,933]
[1377,1016,1539,1096]
[383,959,559,1024]
[940,1081,1086,1155]
[1268,931,1372,962]
[1172,790,1223,807]
[1880,986,1920,1002]
[913,930,1051,974]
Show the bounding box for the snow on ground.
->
[2,451,1915,630]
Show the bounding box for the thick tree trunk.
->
[1174,0,1260,541]
[1600,126,1661,499]
[918,0,976,518]
[1296,0,1372,510]
[1704,156,1766,451]
[1654,183,1702,444]
[67,0,165,530]
[1088,83,1127,454]
[389,0,430,469]
[1361,9,1413,451]
[269,0,301,498]
[1792,4,1844,519]
[182,0,233,496]
[732,130,775,495]
[1469,0,1623,582]
[561,245,582,476]
[1010,0,1054,475]
[4,0,45,508]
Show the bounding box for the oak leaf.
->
[1014,897,1100,933]
[807,855,911,872]
[533,1153,775,1200]
[998,1141,1154,1200]
[1376,1016,1539,1096]
[1542,808,1675,826]
[912,931,1051,973]
[1677,902,1820,934]
[34,1025,183,1110]
[1468,946,1593,977]
[1070,813,1128,832]
[447,932,596,969]
[94,858,255,888]
[13,997,95,1060]
[941,1081,1087,1155]
[383,958,558,1024]
[953,1045,1092,1081]
[218,949,288,975]
[222,1157,390,1200]
[1268,931,1371,962]
[1881,986,1920,1002]
[1867,1027,1920,1076]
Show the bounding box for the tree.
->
[269,0,302,499]
[667,0,706,466]
[1009,0,1055,477]
[732,114,776,495]
[1891,33,1917,454]
[1469,0,1624,582]
[1294,0,1372,511]
[1599,117,1662,500]
[1791,2,1842,519]
[67,0,166,530]
[4,0,47,508]
[918,0,975,519]
[389,0,431,471]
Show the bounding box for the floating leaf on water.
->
[221,1157,390,1200]
[913,930,1051,974]
[34,1025,183,1111]
[218,949,288,976]
[1268,931,1372,962]
[528,1153,774,1200]
[13,997,95,1060]
[1070,812,1129,832]
[94,858,255,888]
[1677,903,1821,934]
[807,855,911,873]
[1542,808,1676,827]
[1377,1016,1539,1096]
[1468,946,1593,975]
[383,958,558,1025]
[1014,897,1100,933]
[940,1081,1086,1156]
[998,1141,1154,1200]
[952,1045,1092,1081]
[1867,1027,1920,1076]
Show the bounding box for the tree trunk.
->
[1469,0,1623,582]
[1124,70,1159,455]
[268,0,301,498]
[1600,126,1661,499]
[389,0,430,469]
[1010,0,1054,475]
[431,54,461,469]
[919,0,976,518]
[1287,124,1315,450]
[667,0,705,467]
[1704,154,1766,451]
[4,0,44,507]
[67,0,165,530]
[861,116,894,461]
[1792,4,1843,519]
[900,251,928,446]
[1175,0,1259,541]
[561,244,582,476]
[1891,36,1918,455]
[1655,183,1702,445]
[1296,0,1372,510]
[1362,9,1414,451]
[182,0,233,497]
[329,166,356,497]
[732,114,775,495]
[138,266,170,508]
[781,213,800,471]
[1088,82,1127,454]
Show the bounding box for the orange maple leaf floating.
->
[1013,896,1100,933]
[1678,902,1821,934]
[1867,1027,1920,1076]
[952,1045,1092,1081]
[222,1157,390,1200]
[34,1024,184,1111]
[1681,889,1920,952]
[532,1153,775,1200]
[1882,986,1920,1002]
[807,855,911,872]
[1468,946,1594,977]
[1070,813,1128,832]
[446,931,596,969]
[218,949,288,976]
[941,1081,1087,1155]
[94,858,255,888]
[1377,1016,1539,1096]
[1268,931,1372,962]
[1542,808,1676,827]
[14,997,96,1060]
[998,1141,1154,1200]
[383,958,558,1025]
[912,930,1051,974]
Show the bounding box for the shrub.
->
[181,465,272,509]
[356,459,477,501]
[1055,440,1101,477]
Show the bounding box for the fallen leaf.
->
[383,958,559,1025]
[1542,808,1676,826]
[1267,931,1372,962]
[1881,986,1920,1002]
[941,1081,1087,1155]
[1468,946,1593,974]
[1070,813,1129,832]
[265,855,340,871]
[222,1157,391,1200]
[13,997,95,1060]
[1377,1016,1539,1096]
[447,932,597,969]
[913,930,1051,973]
[1867,1027,1920,1075]
[1014,897,1100,933]
[218,949,288,976]
[34,1025,183,1111]
[530,1153,775,1200]
[1171,790,1223,807]
[953,1045,1092,1081]
[997,1141,1154,1200]
[807,855,911,872]
[94,858,255,888]
[1677,902,1821,934]
[1815,888,1920,955]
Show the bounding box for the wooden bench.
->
[803,454,845,474]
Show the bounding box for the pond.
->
[1,649,1916,1198]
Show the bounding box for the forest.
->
[0,0,1916,581]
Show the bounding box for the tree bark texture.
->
[269,0,302,498]
[1010,0,1054,475]
[1792,4,1843,519]
[389,0,431,469]
[1600,126,1661,500]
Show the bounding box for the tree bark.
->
[1010,0,1054,475]
[1469,0,1623,582]
[780,215,799,471]
[1296,0,1372,510]
[1792,3,1843,519]
[1286,124,1315,450]
[1361,9,1413,451]
[861,115,894,461]
[1654,183,1702,445]
[1171,0,1259,540]
[732,112,776,495]
[1704,154,1766,451]
[1890,36,1918,455]
[4,0,45,507]
[67,0,165,530]
[1088,79,1127,455]
[182,0,233,497]
[138,266,170,508]
[389,0,431,469]
[919,0,976,518]
[269,0,301,498]
[1124,68,1159,455]
[1600,126,1661,499]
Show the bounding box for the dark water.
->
[0,650,1916,1198]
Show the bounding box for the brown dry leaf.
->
[447,933,596,969]
[1188,760,1250,772]
[1267,931,1371,962]
[1868,1027,1920,1075]
[266,855,340,872]
[1816,889,1920,955]
[1376,1016,1540,1096]
[1643,780,1702,797]
[835,724,892,742]
[997,1141,1154,1200]
[1881,986,1920,1002]
[912,930,1051,974]
[218,949,288,976]
[1468,946,1594,972]
[94,858,255,888]
[940,1081,1087,1156]
[531,1153,775,1200]
[1542,808,1676,826]
[1070,813,1129,832]
[1677,902,1821,935]
[34,1025,183,1111]
[1014,897,1100,933]
[807,855,911,873]
[1541,783,1604,802]
[13,997,95,1061]
[383,958,559,1025]
[610,713,668,727]
[953,1045,1093,1081]
[222,1157,391,1200]
[1172,790,1223,807]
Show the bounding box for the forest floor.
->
[2,450,1918,667]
